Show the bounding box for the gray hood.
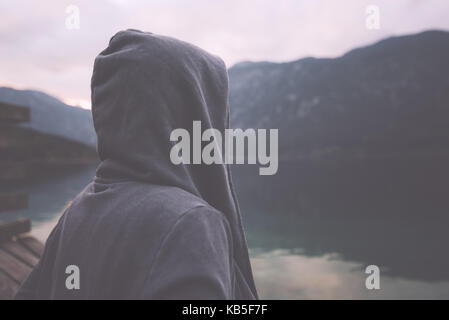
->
[91,30,258,298]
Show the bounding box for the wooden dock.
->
[1,101,42,299]
[0,101,30,123]
[0,219,43,299]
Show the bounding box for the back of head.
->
[91,29,257,297]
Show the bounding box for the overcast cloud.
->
[1,0,448,108]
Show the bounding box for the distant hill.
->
[229,30,449,160]
[0,124,98,180]
[2,30,448,158]
[0,87,96,147]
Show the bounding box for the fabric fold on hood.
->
[91,29,258,298]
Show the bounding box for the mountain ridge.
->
[1,30,448,156]
[228,29,449,159]
[0,87,96,147]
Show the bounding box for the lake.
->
[1,159,448,299]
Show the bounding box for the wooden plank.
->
[0,219,31,243]
[1,240,39,267]
[0,102,30,123]
[0,193,28,212]
[0,269,19,300]
[0,236,43,300]
[0,248,32,284]
[0,162,32,181]
[18,236,44,257]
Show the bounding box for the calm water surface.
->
[1,162,448,299]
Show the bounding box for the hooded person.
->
[14,29,258,300]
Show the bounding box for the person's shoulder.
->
[173,203,230,231]
[72,181,229,240]
[113,181,224,223]
[156,187,230,233]
[136,183,209,213]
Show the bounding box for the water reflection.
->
[234,158,449,298]
[0,164,97,241]
[1,159,449,299]
[243,207,449,298]
[251,249,449,299]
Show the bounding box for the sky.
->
[1,0,448,109]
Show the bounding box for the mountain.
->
[2,30,448,157]
[0,124,98,180]
[229,32,449,282]
[228,30,449,160]
[0,87,96,147]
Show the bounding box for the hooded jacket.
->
[14,30,258,300]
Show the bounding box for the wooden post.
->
[0,102,30,123]
[0,219,31,243]
[0,193,28,212]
